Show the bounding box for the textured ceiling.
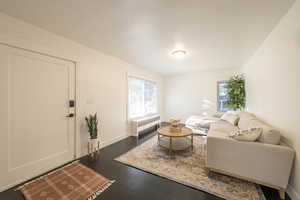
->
[0,0,295,74]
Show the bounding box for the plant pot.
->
[88,138,100,158]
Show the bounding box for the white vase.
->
[88,138,99,157]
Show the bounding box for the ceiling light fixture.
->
[171,49,187,58]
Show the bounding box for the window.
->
[217,81,233,112]
[128,76,157,119]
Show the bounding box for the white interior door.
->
[0,44,76,191]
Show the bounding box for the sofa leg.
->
[279,189,285,200]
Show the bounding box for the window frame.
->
[217,80,234,112]
[127,74,158,120]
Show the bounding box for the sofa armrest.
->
[206,132,295,188]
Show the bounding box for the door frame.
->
[0,42,78,160]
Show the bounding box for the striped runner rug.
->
[18,161,114,200]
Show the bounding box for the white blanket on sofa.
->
[185,115,220,130]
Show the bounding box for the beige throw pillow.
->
[221,112,239,125]
[249,119,281,145]
[237,112,256,130]
[229,127,263,142]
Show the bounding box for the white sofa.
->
[206,112,295,199]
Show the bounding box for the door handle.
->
[66,113,75,118]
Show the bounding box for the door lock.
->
[66,113,75,118]
[69,100,75,108]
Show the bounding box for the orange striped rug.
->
[19,162,114,200]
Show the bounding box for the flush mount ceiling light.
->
[171,49,187,58]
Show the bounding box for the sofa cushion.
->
[221,112,239,125]
[210,120,236,133]
[207,129,229,139]
[238,112,256,130]
[227,111,241,115]
[249,120,281,145]
[229,127,262,142]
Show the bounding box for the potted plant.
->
[85,113,99,156]
[225,74,246,110]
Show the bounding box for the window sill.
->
[129,113,159,121]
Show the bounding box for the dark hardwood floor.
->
[0,128,290,200]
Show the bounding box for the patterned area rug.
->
[115,136,265,200]
[19,162,114,200]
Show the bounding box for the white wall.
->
[0,12,165,157]
[164,69,237,121]
[242,1,300,199]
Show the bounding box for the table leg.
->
[169,137,172,156]
[191,134,194,151]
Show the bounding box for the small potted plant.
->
[85,113,99,157]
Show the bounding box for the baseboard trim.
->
[287,184,300,200]
[100,134,130,149]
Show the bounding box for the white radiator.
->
[131,115,160,137]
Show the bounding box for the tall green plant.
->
[225,74,246,110]
[85,113,98,139]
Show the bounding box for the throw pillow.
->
[229,127,263,142]
[221,112,239,125]
[212,112,224,118]
[249,120,281,145]
[237,112,256,130]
